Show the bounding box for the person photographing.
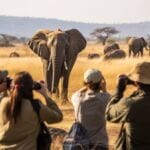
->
[71,68,110,150]
[106,62,150,150]
[0,70,11,99]
[0,71,63,150]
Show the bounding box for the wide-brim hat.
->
[0,70,8,81]
[84,68,103,83]
[128,62,150,84]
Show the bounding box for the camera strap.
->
[30,100,50,134]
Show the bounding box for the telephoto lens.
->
[33,82,41,90]
[126,78,135,85]
[6,77,13,89]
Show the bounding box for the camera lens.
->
[6,77,13,89]
[33,82,41,90]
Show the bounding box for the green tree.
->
[90,27,119,45]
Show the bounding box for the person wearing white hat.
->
[71,68,110,150]
[106,61,150,150]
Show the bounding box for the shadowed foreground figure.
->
[0,70,9,99]
[106,62,150,150]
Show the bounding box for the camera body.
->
[119,75,135,85]
[126,78,135,85]
[6,77,13,89]
[5,78,42,90]
[33,82,42,90]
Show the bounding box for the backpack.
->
[63,122,90,150]
[31,100,51,150]
[63,91,90,150]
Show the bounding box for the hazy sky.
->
[0,0,150,23]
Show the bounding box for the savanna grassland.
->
[0,42,150,148]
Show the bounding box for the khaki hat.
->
[128,62,150,84]
[0,70,8,81]
[84,69,103,83]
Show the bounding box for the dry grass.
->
[0,42,150,148]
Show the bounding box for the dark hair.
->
[6,71,34,124]
[84,81,101,91]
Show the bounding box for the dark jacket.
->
[106,90,150,150]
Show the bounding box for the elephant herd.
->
[103,37,150,59]
[28,29,150,104]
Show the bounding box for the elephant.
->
[103,43,120,54]
[28,28,86,104]
[9,52,20,57]
[103,49,126,60]
[87,53,100,59]
[128,37,149,57]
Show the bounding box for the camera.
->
[33,81,42,90]
[6,77,13,89]
[119,75,135,85]
[126,78,135,85]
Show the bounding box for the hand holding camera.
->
[117,74,135,94]
[33,80,48,97]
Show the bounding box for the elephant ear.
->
[28,29,51,60]
[65,29,87,55]
[140,37,147,47]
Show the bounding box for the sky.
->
[0,0,150,24]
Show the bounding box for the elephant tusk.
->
[64,61,68,70]
[48,61,51,70]
[48,56,52,70]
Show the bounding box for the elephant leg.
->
[140,49,143,57]
[41,59,52,92]
[55,87,60,99]
[129,47,132,57]
[60,56,78,104]
[133,52,136,58]
[60,72,69,104]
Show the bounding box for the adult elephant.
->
[28,29,86,104]
[104,43,120,54]
[128,37,149,57]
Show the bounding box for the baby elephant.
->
[88,53,100,59]
[104,43,120,54]
[103,49,126,60]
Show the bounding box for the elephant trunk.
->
[51,47,64,93]
[145,45,149,51]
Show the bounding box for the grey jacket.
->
[71,88,110,147]
[106,90,150,150]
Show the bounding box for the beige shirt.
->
[71,89,110,147]
[0,97,63,150]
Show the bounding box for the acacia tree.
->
[90,27,119,45]
[0,34,10,46]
